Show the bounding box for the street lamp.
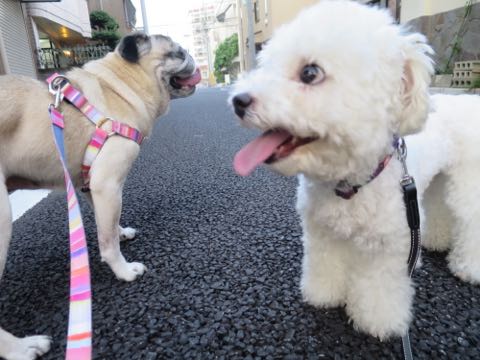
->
[216,4,232,22]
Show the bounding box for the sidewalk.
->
[8,190,50,221]
[430,87,480,95]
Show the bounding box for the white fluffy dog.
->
[230,0,480,339]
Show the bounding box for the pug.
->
[0,32,200,360]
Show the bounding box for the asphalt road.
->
[1,87,479,359]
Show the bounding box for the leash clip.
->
[48,75,69,109]
[396,137,414,186]
[54,88,62,109]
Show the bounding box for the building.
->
[26,0,93,72]
[1,0,124,78]
[87,0,136,35]
[237,0,319,71]
[0,0,37,77]
[237,0,479,74]
[189,0,238,85]
[27,0,91,48]
[189,2,216,83]
[237,0,400,72]
[1,0,92,77]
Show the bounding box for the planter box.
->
[432,74,453,87]
[452,61,480,87]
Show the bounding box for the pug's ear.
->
[117,32,151,63]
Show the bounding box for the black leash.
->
[397,137,421,360]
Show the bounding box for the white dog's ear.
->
[117,32,152,63]
[398,33,434,135]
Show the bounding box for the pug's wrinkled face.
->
[117,32,201,99]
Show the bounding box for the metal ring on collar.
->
[96,117,115,137]
[48,74,69,93]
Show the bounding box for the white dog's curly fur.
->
[230,0,480,339]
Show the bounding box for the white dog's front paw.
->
[4,335,51,360]
[347,300,411,340]
[120,227,137,241]
[448,258,480,284]
[346,277,413,340]
[301,278,345,308]
[114,261,147,282]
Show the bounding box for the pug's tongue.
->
[175,68,202,87]
[233,129,292,176]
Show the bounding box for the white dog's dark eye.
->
[300,64,325,85]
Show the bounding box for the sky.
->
[130,0,222,53]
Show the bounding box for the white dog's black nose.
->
[232,93,253,118]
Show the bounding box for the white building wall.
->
[28,0,91,37]
[401,0,480,23]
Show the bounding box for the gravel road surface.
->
[1,88,479,359]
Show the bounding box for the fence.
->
[36,45,111,70]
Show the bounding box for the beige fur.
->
[0,33,198,360]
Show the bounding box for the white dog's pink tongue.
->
[233,130,291,176]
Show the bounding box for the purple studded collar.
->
[334,154,393,199]
[334,137,399,200]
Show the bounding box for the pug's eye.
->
[300,64,325,85]
[166,51,185,60]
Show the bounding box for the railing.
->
[36,45,111,69]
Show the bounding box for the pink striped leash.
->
[48,78,92,360]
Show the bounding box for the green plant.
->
[442,0,473,73]
[90,11,120,49]
[214,33,239,83]
[470,77,480,89]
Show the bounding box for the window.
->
[365,0,398,20]
[0,51,5,75]
[264,0,268,25]
[254,1,260,23]
[367,0,388,7]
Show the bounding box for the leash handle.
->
[402,181,420,231]
[396,137,422,360]
[396,137,421,274]
[49,102,93,360]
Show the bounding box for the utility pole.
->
[139,0,149,35]
[245,0,256,69]
[202,20,213,81]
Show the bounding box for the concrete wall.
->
[401,0,480,24]
[405,1,480,73]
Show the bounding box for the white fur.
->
[0,329,51,360]
[120,226,137,241]
[231,0,480,339]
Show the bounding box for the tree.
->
[90,11,120,50]
[214,33,239,83]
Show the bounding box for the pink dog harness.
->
[46,73,145,191]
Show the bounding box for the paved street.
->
[1,87,479,359]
